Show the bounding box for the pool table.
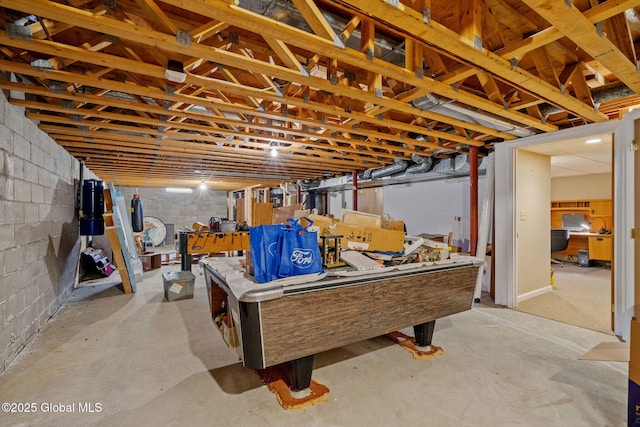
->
[202,257,482,391]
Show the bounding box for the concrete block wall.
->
[0,91,89,372]
[116,186,229,237]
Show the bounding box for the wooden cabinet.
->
[589,200,612,216]
[588,235,612,261]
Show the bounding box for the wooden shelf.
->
[551,200,591,208]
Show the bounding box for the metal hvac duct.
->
[433,154,469,174]
[406,161,433,174]
[592,83,634,104]
[412,94,537,138]
[531,83,635,119]
[538,103,564,118]
[407,154,434,174]
[369,158,409,179]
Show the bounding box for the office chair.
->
[551,229,570,266]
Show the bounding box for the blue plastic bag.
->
[249,224,285,283]
[277,218,323,279]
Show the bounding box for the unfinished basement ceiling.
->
[0,0,639,190]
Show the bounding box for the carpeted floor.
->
[515,262,612,334]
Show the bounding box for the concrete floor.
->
[0,264,628,426]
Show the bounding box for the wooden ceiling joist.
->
[1,0,639,188]
[0,31,501,146]
[334,0,606,123]
[522,0,640,94]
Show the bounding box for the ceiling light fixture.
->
[270,147,278,157]
[199,181,207,190]
[165,59,186,83]
[166,187,193,193]
[585,138,602,144]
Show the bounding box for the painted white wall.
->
[327,190,352,217]
[383,177,486,252]
[326,176,487,253]
[515,150,551,299]
[551,173,612,200]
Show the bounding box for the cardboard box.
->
[308,213,338,229]
[341,209,381,228]
[335,223,396,251]
[309,214,405,252]
[214,306,240,349]
[272,204,307,225]
[222,318,239,348]
[140,253,162,271]
[423,239,449,250]
[382,219,405,232]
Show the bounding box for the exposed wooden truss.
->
[0,0,639,189]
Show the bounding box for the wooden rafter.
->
[0,0,639,188]
[291,0,340,44]
[335,0,605,122]
[523,0,640,93]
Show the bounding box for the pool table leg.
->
[287,354,315,391]
[413,320,436,347]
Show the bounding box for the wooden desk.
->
[587,234,613,261]
[553,232,612,261]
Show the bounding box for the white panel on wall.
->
[551,173,612,200]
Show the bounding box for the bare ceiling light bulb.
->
[270,147,278,157]
[165,59,186,83]
[199,181,206,190]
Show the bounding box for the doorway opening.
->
[514,133,613,334]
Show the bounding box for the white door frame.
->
[495,116,634,340]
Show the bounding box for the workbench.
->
[202,257,482,391]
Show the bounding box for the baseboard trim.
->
[517,285,553,304]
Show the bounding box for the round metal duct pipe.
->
[370,158,409,179]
